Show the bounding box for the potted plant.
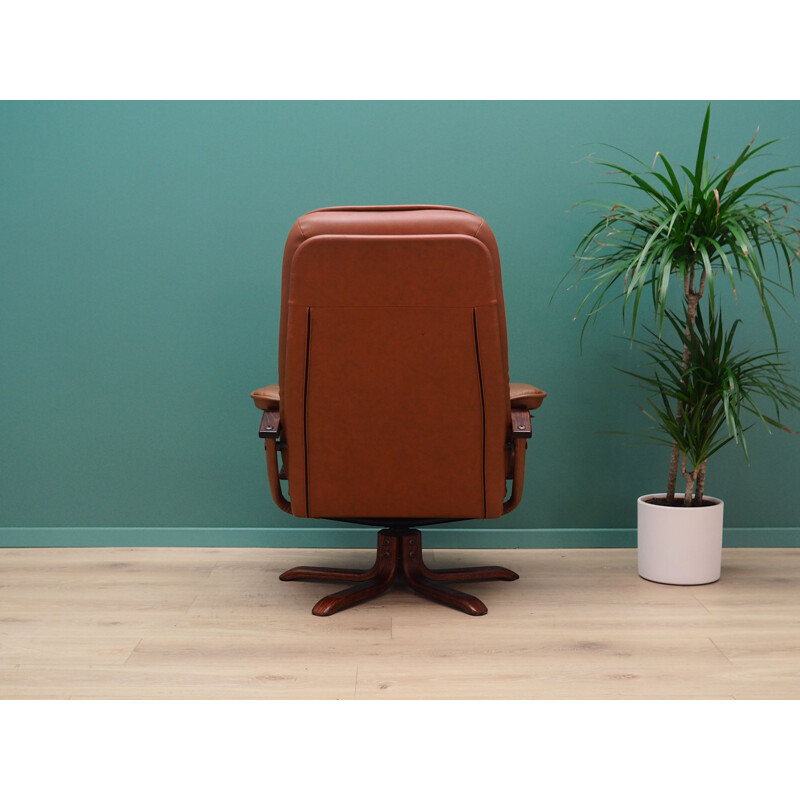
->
[626,306,800,583]
[566,103,800,584]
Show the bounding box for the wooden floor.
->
[1,547,798,699]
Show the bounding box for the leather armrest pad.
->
[510,382,546,410]
[251,384,280,411]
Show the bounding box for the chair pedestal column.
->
[279,528,519,616]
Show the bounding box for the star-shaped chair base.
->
[279,528,518,616]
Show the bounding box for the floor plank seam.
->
[690,594,713,614]
[123,639,143,665]
[707,637,733,664]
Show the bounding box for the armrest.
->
[510,382,546,410]
[251,384,291,514]
[251,384,280,410]
[503,383,545,515]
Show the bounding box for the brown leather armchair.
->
[251,206,545,616]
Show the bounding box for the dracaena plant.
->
[625,307,800,505]
[567,103,800,505]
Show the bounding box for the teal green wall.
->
[2,101,799,547]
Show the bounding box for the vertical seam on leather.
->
[303,307,311,517]
[472,308,487,518]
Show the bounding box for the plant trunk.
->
[681,454,697,507]
[695,460,708,504]
[683,472,695,506]
[667,264,705,500]
[666,448,680,500]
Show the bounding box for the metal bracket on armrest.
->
[259,410,281,439]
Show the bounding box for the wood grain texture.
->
[1,547,798,699]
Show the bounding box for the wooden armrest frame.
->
[503,408,532,514]
[258,410,292,514]
[510,408,532,438]
[259,410,281,439]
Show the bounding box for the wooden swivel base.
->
[279,528,519,616]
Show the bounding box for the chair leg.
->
[311,573,396,616]
[399,531,518,583]
[399,533,488,616]
[280,564,382,583]
[310,535,399,616]
[401,571,489,616]
[280,531,399,584]
[278,528,518,616]
[417,564,519,582]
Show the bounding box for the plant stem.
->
[667,262,705,500]
[681,453,697,507]
[666,448,680,500]
[695,459,708,504]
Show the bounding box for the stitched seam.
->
[303,308,311,517]
[287,222,309,300]
[472,308,487,518]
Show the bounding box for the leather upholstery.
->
[278,206,511,392]
[509,383,546,410]
[251,384,280,410]
[253,205,545,521]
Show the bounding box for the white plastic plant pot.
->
[637,494,724,585]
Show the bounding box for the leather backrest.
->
[278,206,511,519]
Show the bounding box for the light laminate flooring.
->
[1,547,799,699]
